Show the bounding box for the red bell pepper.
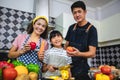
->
[0,60,14,69]
[0,61,5,68]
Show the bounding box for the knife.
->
[53,65,71,70]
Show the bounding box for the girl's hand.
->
[47,65,56,72]
[67,47,80,57]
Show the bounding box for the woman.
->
[8,16,48,79]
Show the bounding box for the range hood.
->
[35,0,49,19]
[35,0,55,31]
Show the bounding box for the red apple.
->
[30,42,36,50]
[66,46,74,52]
[100,65,111,75]
[3,67,17,80]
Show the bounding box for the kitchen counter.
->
[0,50,9,53]
[0,49,9,61]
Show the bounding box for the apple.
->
[66,46,74,52]
[100,65,111,75]
[30,42,36,50]
[3,67,17,80]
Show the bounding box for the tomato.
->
[30,42,36,50]
[3,68,17,80]
[66,46,74,52]
[108,73,114,80]
[100,66,111,75]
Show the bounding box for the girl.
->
[42,30,72,78]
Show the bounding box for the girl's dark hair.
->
[71,1,86,12]
[26,18,48,39]
[49,30,64,47]
[50,30,63,41]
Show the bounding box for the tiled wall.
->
[91,44,120,67]
[0,6,35,49]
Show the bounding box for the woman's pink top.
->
[12,34,48,50]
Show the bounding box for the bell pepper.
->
[60,70,69,80]
[96,73,110,80]
[12,60,24,67]
[26,63,40,74]
[0,61,6,68]
[0,60,14,68]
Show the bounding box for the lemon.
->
[15,65,28,76]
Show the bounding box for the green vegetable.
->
[26,63,40,74]
[12,60,24,67]
[0,68,2,80]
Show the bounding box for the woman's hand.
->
[66,47,80,57]
[20,44,31,55]
[38,51,45,61]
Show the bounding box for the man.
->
[64,1,98,80]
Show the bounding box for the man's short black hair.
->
[71,1,86,12]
